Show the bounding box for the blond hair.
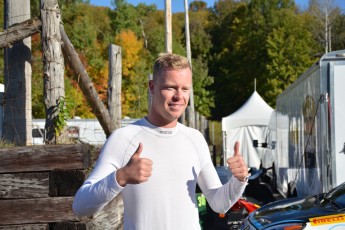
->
[152,53,191,82]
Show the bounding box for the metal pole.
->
[184,0,196,128]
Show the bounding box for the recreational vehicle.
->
[270,50,345,198]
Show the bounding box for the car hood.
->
[248,196,341,229]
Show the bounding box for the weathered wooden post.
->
[195,111,200,131]
[165,0,172,53]
[3,0,32,145]
[108,45,122,130]
[148,74,153,112]
[41,0,66,144]
[60,26,115,137]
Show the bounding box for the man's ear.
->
[149,80,154,95]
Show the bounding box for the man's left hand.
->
[227,141,249,182]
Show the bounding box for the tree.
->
[192,56,214,117]
[331,10,345,50]
[61,3,113,117]
[208,0,319,119]
[189,0,207,12]
[265,9,319,102]
[306,0,339,53]
[188,6,212,59]
[110,0,157,38]
[115,30,149,118]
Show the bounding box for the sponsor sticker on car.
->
[309,214,345,226]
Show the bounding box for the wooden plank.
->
[49,222,86,230]
[0,224,49,230]
[0,197,78,225]
[0,144,93,173]
[49,170,86,197]
[0,196,124,227]
[44,196,124,230]
[0,172,49,199]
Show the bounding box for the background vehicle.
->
[268,50,345,198]
[245,167,277,205]
[241,182,345,230]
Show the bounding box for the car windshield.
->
[319,183,345,209]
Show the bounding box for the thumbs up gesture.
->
[227,141,249,182]
[116,143,153,186]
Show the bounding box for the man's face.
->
[148,68,192,127]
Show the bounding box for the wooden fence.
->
[0,144,124,229]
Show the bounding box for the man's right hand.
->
[116,143,153,187]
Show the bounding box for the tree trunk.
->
[41,0,66,144]
[3,0,32,145]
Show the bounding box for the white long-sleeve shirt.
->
[73,118,246,230]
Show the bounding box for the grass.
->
[0,139,15,147]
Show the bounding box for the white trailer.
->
[271,50,345,198]
[31,118,138,145]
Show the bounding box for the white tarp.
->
[222,91,273,169]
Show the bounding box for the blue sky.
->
[89,0,343,12]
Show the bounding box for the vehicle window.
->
[325,183,345,207]
[32,128,44,137]
[332,193,345,207]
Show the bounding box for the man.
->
[73,53,249,230]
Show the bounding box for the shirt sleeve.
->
[197,162,247,214]
[193,130,247,214]
[72,128,135,216]
[72,169,123,216]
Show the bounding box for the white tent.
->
[222,91,274,169]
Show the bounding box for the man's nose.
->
[174,89,183,99]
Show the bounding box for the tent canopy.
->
[222,91,274,168]
[222,91,274,131]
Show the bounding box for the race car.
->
[241,182,345,229]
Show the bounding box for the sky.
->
[89,0,343,12]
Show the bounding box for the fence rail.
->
[0,144,124,229]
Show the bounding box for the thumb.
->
[234,141,241,156]
[132,143,143,158]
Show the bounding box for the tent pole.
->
[222,131,227,166]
